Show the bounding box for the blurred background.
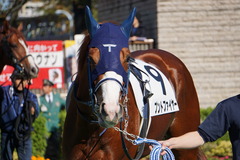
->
[1,1,239,159]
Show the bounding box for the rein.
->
[94,77,124,93]
[73,81,98,124]
[14,80,33,141]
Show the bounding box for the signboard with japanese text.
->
[0,41,65,89]
[64,35,84,88]
[64,40,78,88]
[0,66,14,86]
[28,41,64,89]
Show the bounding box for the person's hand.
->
[129,36,137,41]
[149,140,173,156]
[159,140,173,155]
[149,131,205,156]
[31,107,35,115]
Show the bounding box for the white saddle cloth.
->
[129,59,179,118]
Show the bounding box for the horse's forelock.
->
[0,21,24,39]
[10,27,25,40]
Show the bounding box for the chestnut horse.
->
[0,19,38,78]
[63,7,205,160]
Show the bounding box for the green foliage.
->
[58,109,67,159]
[32,113,49,157]
[31,109,66,159]
[203,141,232,158]
[59,109,67,135]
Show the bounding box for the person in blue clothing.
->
[0,69,39,160]
[158,94,240,159]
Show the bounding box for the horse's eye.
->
[10,43,18,48]
[89,48,100,65]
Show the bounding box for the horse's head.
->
[0,19,39,78]
[85,6,136,128]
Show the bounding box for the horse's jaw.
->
[98,106,123,128]
[26,66,39,78]
[98,118,118,128]
[18,39,39,78]
[26,58,39,78]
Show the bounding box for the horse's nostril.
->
[31,67,38,75]
[101,103,107,117]
[31,68,36,74]
[102,103,106,108]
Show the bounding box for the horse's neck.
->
[0,50,11,73]
[76,66,89,94]
[0,51,7,73]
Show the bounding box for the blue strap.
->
[133,137,175,160]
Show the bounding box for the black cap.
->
[43,79,54,86]
[10,69,29,80]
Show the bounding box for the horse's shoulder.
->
[131,49,186,70]
[130,49,192,89]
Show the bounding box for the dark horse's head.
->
[0,19,39,78]
[85,6,136,128]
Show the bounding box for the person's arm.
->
[27,92,39,120]
[159,131,205,154]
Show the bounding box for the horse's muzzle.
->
[98,103,123,128]
[29,66,39,78]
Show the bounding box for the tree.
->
[72,0,91,34]
[0,0,28,21]
[1,0,97,35]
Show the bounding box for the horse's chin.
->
[98,118,118,128]
[24,66,39,79]
[30,74,38,79]
[97,108,123,128]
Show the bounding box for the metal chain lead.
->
[113,126,138,144]
[113,96,139,145]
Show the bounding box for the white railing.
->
[129,39,154,52]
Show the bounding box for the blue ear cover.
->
[121,8,136,38]
[85,6,100,38]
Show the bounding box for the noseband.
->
[94,78,125,96]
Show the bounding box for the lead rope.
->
[114,126,175,160]
[113,97,175,160]
[134,137,175,160]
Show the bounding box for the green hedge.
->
[58,110,67,159]
[32,113,49,157]
[32,110,66,157]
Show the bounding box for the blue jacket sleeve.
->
[27,91,40,120]
[198,102,230,142]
